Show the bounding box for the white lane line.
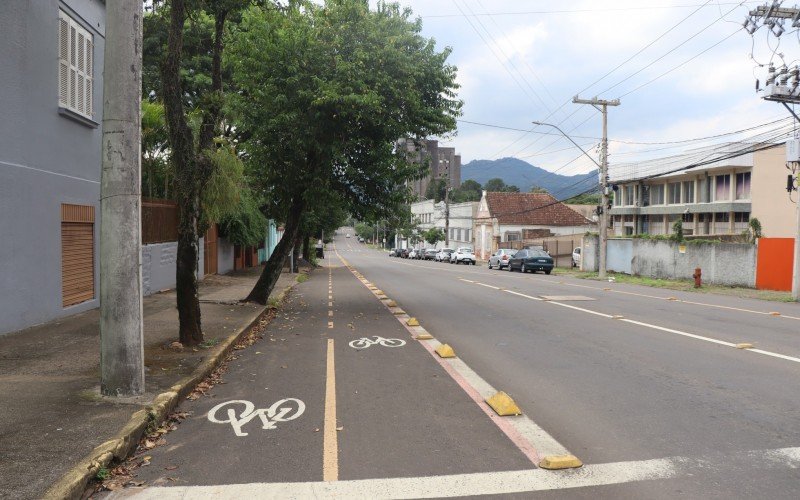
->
[504,290,543,301]
[475,282,500,290]
[386,258,800,323]
[464,281,800,366]
[116,457,679,499]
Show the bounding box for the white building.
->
[410,199,478,249]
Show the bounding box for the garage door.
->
[61,204,95,307]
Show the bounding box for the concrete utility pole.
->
[573,96,620,279]
[444,183,451,247]
[100,0,145,396]
[744,3,800,300]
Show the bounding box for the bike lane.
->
[103,255,533,497]
[109,270,331,490]
[329,254,534,480]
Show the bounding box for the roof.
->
[485,192,593,226]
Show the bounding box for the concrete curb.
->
[43,280,299,500]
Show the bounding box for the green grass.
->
[555,268,794,302]
[95,467,110,480]
[296,273,309,283]
[198,338,221,349]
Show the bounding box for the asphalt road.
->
[334,230,800,498]
[104,229,800,499]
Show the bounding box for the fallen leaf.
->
[336,426,344,431]
[281,365,287,369]
[144,440,156,449]
[165,465,179,471]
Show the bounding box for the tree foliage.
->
[230,0,462,303]
[422,227,445,246]
[484,178,519,192]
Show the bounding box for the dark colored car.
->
[424,249,438,260]
[389,248,398,257]
[400,248,410,258]
[508,249,554,274]
[414,248,427,260]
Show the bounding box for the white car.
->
[435,248,454,262]
[346,234,351,238]
[572,247,581,268]
[408,249,419,259]
[450,247,476,265]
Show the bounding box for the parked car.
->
[450,247,476,265]
[346,233,351,238]
[508,248,554,274]
[435,248,454,262]
[400,248,410,258]
[414,248,426,260]
[358,236,365,243]
[424,249,438,260]
[572,247,581,268]
[408,249,419,259]
[488,248,515,270]
[389,248,398,257]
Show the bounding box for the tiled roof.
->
[485,192,593,226]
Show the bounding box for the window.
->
[715,212,730,222]
[650,184,665,205]
[641,185,650,206]
[624,186,635,206]
[505,232,520,242]
[59,10,94,118]
[682,181,694,203]
[682,213,693,222]
[614,190,622,206]
[714,175,731,201]
[668,182,681,204]
[734,212,750,223]
[735,172,751,200]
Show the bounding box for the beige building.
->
[608,144,793,238]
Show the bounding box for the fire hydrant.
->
[693,267,702,288]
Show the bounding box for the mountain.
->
[461,157,597,200]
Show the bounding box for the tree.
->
[160,0,248,345]
[449,179,481,203]
[425,178,447,202]
[529,185,549,194]
[484,178,507,192]
[565,192,601,205]
[423,227,445,246]
[230,1,462,304]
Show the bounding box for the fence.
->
[142,198,179,244]
[507,235,582,267]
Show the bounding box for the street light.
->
[531,121,601,169]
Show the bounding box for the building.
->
[474,191,594,260]
[399,138,462,199]
[411,199,477,249]
[608,144,793,238]
[0,1,106,335]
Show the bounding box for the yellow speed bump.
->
[435,344,456,358]
[386,300,397,307]
[392,309,405,315]
[486,391,521,416]
[374,290,384,295]
[415,333,433,340]
[538,455,583,470]
[406,317,420,327]
[736,343,754,349]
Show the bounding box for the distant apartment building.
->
[398,138,462,199]
[609,144,793,238]
[0,1,106,335]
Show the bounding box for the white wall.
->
[142,238,204,297]
[218,236,234,275]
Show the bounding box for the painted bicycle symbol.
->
[207,399,306,437]
[348,336,406,349]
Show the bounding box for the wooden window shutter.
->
[61,204,95,307]
[58,14,69,107]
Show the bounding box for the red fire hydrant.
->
[693,267,702,288]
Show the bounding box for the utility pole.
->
[444,181,451,247]
[744,4,800,300]
[100,0,145,396]
[573,96,620,279]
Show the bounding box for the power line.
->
[421,2,759,18]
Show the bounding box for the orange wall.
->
[756,238,794,291]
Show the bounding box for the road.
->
[107,229,800,499]
[333,230,800,498]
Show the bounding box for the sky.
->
[368,0,800,180]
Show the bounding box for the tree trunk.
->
[245,198,305,304]
[292,233,302,270]
[162,0,203,345]
[302,234,311,262]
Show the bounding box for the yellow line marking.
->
[328,310,334,317]
[323,339,338,481]
[328,321,334,329]
[329,301,333,307]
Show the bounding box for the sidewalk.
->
[0,267,300,500]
